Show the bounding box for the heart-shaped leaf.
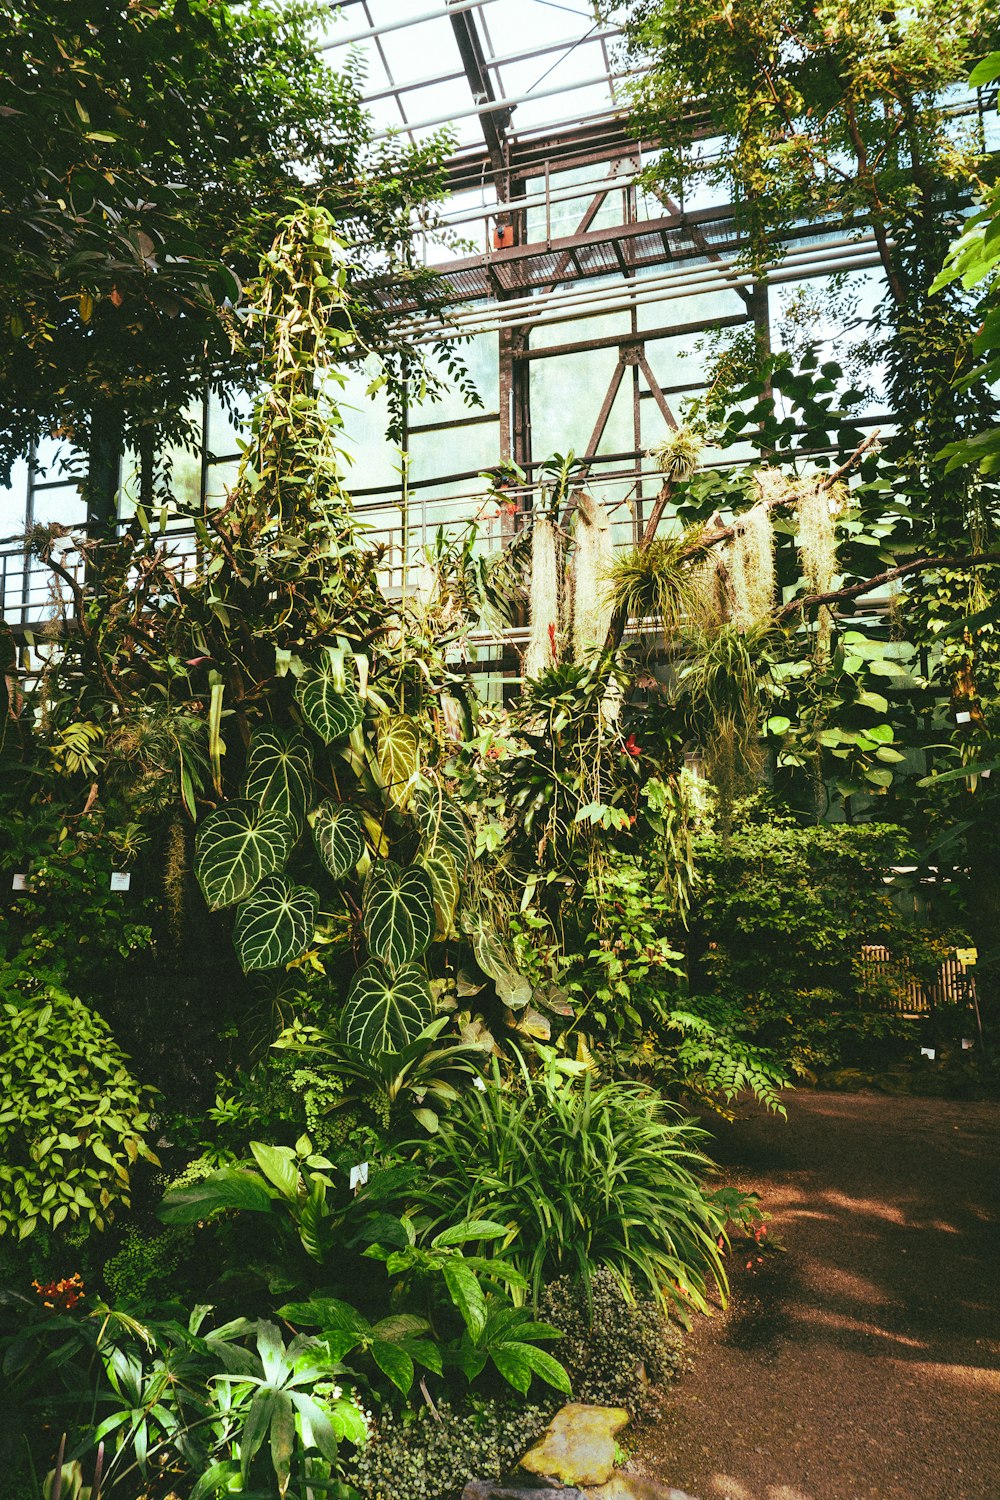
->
[233,875,318,972]
[418,849,460,939]
[343,961,432,1054]
[363,861,435,969]
[465,915,533,1008]
[296,655,363,743]
[311,800,365,881]
[376,715,420,811]
[244,728,313,827]
[416,786,469,869]
[195,801,295,910]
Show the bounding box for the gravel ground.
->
[632,1091,1000,1500]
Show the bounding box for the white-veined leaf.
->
[295,654,363,743]
[233,876,318,972]
[310,800,366,880]
[376,715,421,810]
[195,801,295,910]
[418,849,460,939]
[363,860,435,969]
[244,728,313,827]
[416,785,470,869]
[343,961,432,1053]
[464,915,533,1008]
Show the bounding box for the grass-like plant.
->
[606,535,702,636]
[403,1053,728,1316]
[676,622,774,811]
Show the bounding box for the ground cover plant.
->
[2,22,999,1500]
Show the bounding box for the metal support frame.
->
[446,0,511,187]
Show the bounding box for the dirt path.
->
[633,1091,1000,1500]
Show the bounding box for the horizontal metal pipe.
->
[321,0,499,51]
[370,67,648,141]
[394,234,880,338]
[400,251,885,347]
[362,29,625,106]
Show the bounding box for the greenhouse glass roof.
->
[319,1,631,158]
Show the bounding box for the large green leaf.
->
[465,915,533,1008]
[159,1168,276,1225]
[363,860,435,969]
[376,714,421,811]
[245,728,313,827]
[295,654,363,743]
[416,786,470,869]
[419,849,460,939]
[343,961,432,1054]
[195,801,295,910]
[310,799,365,880]
[233,876,318,972]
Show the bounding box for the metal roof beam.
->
[446,0,510,182]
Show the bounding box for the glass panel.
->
[0,458,29,536]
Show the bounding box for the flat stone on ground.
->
[588,1480,699,1500]
[520,1403,631,1488]
[462,1483,585,1499]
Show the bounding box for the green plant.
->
[676,623,776,811]
[0,976,157,1240]
[101,1229,183,1307]
[685,810,953,1073]
[159,1137,339,1265]
[539,1268,688,1418]
[404,1054,728,1316]
[606,535,702,636]
[0,1292,366,1500]
[361,1216,570,1398]
[346,1397,555,1500]
[274,1016,488,1135]
[197,1318,366,1499]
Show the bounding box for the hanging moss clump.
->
[798,479,842,657]
[729,502,775,631]
[524,511,560,678]
[571,492,614,659]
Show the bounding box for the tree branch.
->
[775,552,1000,624]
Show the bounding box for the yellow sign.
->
[956,948,978,967]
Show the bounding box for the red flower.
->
[624,734,642,758]
[32,1273,85,1311]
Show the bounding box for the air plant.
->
[729,503,776,630]
[648,425,703,484]
[677,622,774,825]
[797,479,843,658]
[606,534,703,639]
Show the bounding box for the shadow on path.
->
[635,1092,1000,1500]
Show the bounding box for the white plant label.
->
[110,871,131,892]
[349,1162,369,1191]
[920,1046,936,1060]
[473,1076,487,1092]
[955,711,972,724]
[11,873,26,891]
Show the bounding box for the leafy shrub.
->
[404,1055,728,1315]
[0,1299,366,1500]
[0,977,157,1239]
[101,1227,183,1304]
[687,813,956,1071]
[347,1397,555,1500]
[539,1268,689,1418]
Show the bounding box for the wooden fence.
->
[859,946,977,1016]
